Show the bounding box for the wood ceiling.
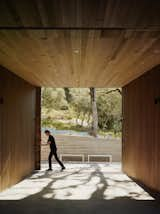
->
[0,0,160,87]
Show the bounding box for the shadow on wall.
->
[0,164,160,214]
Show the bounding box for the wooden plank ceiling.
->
[0,0,160,87]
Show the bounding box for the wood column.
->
[35,87,41,170]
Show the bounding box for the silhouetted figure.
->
[44,130,65,171]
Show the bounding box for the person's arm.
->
[41,140,48,146]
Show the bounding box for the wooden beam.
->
[1,0,160,29]
[0,27,160,30]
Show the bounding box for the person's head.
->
[44,130,50,136]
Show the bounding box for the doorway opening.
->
[41,87,122,166]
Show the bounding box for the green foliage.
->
[41,119,89,132]
[41,87,122,134]
[97,89,122,133]
[71,89,91,124]
[41,88,68,111]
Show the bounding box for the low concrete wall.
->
[41,134,121,162]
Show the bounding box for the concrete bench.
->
[88,154,112,163]
[60,154,85,162]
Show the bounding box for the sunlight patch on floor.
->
[0,163,154,200]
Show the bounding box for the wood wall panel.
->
[122,65,160,192]
[0,66,38,191]
[35,88,41,170]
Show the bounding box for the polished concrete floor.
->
[0,163,160,213]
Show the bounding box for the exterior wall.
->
[0,66,40,191]
[122,66,160,192]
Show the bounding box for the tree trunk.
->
[90,87,98,137]
[63,88,72,103]
[87,112,91,126]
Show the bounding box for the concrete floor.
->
[0,163,160,214]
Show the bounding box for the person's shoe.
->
[46,168,52,171]
[61,166,66,171]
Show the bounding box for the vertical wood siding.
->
[122,66,160,192]
[35,88,41,170]
[0,67,38,191]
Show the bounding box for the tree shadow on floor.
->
[0,165,160,214]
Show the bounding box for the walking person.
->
[44,130,65,171]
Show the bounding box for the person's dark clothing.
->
[47,135,65,169]
[48,135,57,152]
[48,151,64,169]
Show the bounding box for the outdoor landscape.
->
[41,87,122,162]
[41,87,122,138]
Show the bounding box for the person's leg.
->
[48,151,53,170]
[53,151,65,169]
